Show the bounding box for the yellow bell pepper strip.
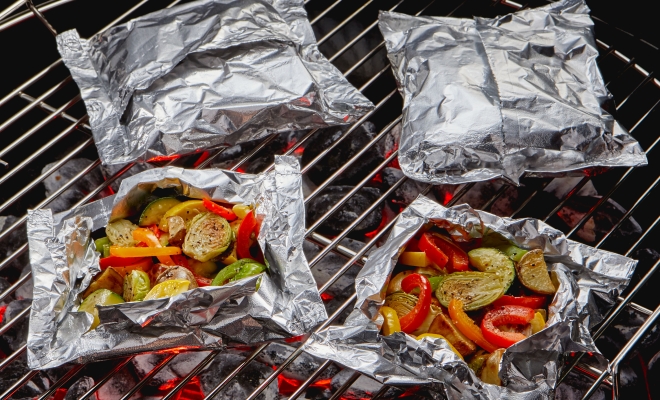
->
[416,333,463,360]
[109,245,181,258]
[132,227,174,265]
[379,306,401,335]
[399,252,433,268]
[530,311,546,334]
[399,273,432,334]
[448,298,499,353]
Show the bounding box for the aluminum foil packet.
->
[56,0,374,166]
[26,156,327,369]
[379,0,647,185]
[304,195,636,398]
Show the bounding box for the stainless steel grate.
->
[0,0,658,399]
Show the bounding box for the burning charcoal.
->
[131,351,211,392]
[555,369,608,400]
[243,131,305,174]
[43,158,108,213]
[330,369,382,399]
[210,143,254,170]
[302,122,385,187]
[96,366,139,400]
[0,352,49,400]
[381,167,427,208]
[0,215,29,280]
[544,177,598,199]
[198,352,278,400]
[306,186,383,238]
[64,376,95,400]
[257,343,340,383]
[454,180,521,217]
[0,276,10,301]
[596,307,660,361]
[0,299,31,353]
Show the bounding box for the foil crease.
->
[56,0,374,166]
[379,0,647,185]
[27,156,327,369]
[304,196,636,398]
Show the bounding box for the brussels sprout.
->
[155,266,199,289]
[211,259,266,286]
[79,289,124,330]
[144,280,190,300]
[167,216,186,246]
[106,219,139,247]
[183,212,233,262]
[384,291,417,317]
[123,270,151,302]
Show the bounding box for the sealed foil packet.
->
[304,196,636,398]
[27,156,327,369]
[379,0,647,185]
[56,0,374,166]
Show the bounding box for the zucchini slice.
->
[435,271,504,311]
[139,197,181,227]
[516,249,557,295]
[467,248,515,291]
[78,289,124,330]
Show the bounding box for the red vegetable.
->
[481,305,536,348]
[203,199,237,221]
[426,233,469,272]
[195,276,212,287]
[492,294,546,309]
[237,210,258,260]
[99,256,148,269]
[170,254,190,269]
[398,273,432,333]
[418,233,448,269]
[405,237,420,252]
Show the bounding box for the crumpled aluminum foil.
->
[304,195,637,398]
[379,0,647,185]
[26,156,327,369]
[56,0,374,166]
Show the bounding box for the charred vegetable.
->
[496,244,528,262]
[189,260,219,279]
[78,289,125,330]
[183,212,233,262]
[123,270,151,302]
[139,197,181,226]
[83,268,124,298]
[167,215,187,246]
[468,248,515,291]
[467,350,489,376]
[428,309,477,357]
[480,349,506,385]
[106,219,139,247]
[516,249,556,295]
[435,272,504,311]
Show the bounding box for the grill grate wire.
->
[0,0,658,399]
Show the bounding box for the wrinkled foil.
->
[27,156,327,369]
[379,0,647,185]
[304,195,636,398]
[56,0,374,166]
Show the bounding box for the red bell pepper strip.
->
[425,233,469,272]
[203,199,237,221]
[405,237,420,252]
[492,294,546,309]
[481,305,536,348]
[195,276,212,287]
[418,233,448,269]
[100,256,148,269]
[170,254,190,269]
[399,273,432,333]
[237,210,258,260]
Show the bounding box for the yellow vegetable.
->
[109,245,181,258]
[159,200,207,232]
[144,279,190,300]
[232,204,252,219]
[132,227,174,265]
[416,333,464,360]
[83,268,124,298]
[399,252,433,268]
[379,306,401,335]
[530,311,546,334]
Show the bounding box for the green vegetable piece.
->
[182,212,233,262]
[496,244,528,262]
[428,276,444,292]
[123,270,151,302]
[102,244,111,258]
[435,271,504,311]
[95,237,110,253]
[78,289,124,330]
[468,248,515,291]
[467,350,489,376]
[139,197,182,227]
[211,259,265,286]
[189,260,219,279]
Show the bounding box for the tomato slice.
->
[418,233,448,269]
[203,199,237,221]
[492,294,546,309]
[481,305,535,348]
[427,233,469,272]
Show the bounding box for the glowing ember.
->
[320,292,334,302]
[0,305,6,324]
[364,208,389,239]
[147,154,182,163]
[192,151,211,168]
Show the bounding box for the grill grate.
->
[0,0,658,399]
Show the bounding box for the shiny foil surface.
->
[379,0,647,185]
[304,196,636,398]
[56,0,374,166]
[26,156,327,369]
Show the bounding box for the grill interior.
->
[0,0,659,399]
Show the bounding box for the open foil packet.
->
[27,156,327,369]
[304,196,636,398]
[379,0,647,185]
[56,0,374,166]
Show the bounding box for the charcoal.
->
[243,131,305,174]
[0,276,10,301]
[96,366,139,400]
[380,167,426,208]
[0,215,30,280]
[44,363,75,386]
[131,351,211,392]
[102,162,153,193]
[544,177,598,199]
[302,122,385,187]
[0,351,49,400]
[555,369,608,400]
[209,143,253,170]
[14,264,33,301]
[0,299,31,353]
[596,307,660,360]
[330,369,382,399]
[306,186,383,238]
[257,342,339,383]
[42,158,107,213]
[64,376,95,400]
[198,352,278,400]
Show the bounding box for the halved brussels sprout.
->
[435,272,504,311]
[183,212,233,262]
[123,270,151,302]
[155,266,199,289]
[78,289,124,330]
[144,280,190,300]
[106,219,139,247]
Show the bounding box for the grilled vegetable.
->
[182,212,233,262]
[95,237,111,257]
[83,268,124,298]
[428,309,477,357]
[237,210,259,260]
[379,306,401,335]
[106,219,139,247]
[467,350,489,375]
[159,200,207,232]
[203,199,237,221]
[384,292,417,317]
[416,333,463,359]
[211,259,266,286]
[110,246,181,258]
[516,249,557,295]
[123,270,151,302]
[492,294,546,309]
[398,273,432,334]
[435,272,504,311]
[189,260,219,279]
[399,252,433,268]
[232,204,252,219]
[107,258,153,276]
[496,244,528,262]
[468,248,515,291]
[155,266,199,289]
[144,279,190,300]
[422,233,469,272]
[132,227,174,265]
[78,289,124,330]
[418,233,448,270]
[480,349,505,385]
[139,197,181,227]
[387,271,415,295]
[481,305,535,348]
[448,299,498,353]
[530,311,546,334]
